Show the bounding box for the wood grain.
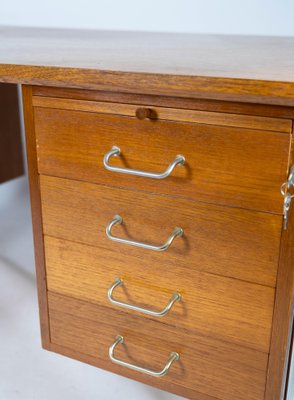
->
[48,291,269,400]
[265,131,294,400]
[32,95,292,133]
[21,85,50,348]
[1,27,294,105]
[32,86,294,120]
[42,234,275,353]
[34,106,290,214]
[0,83,23,183]
[9,28,294,399]
[49,342,219,400]
[40,175,282,287]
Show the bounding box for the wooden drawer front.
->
[40,175,282,287]
[45,235,274,353]
[48,292,268,400]
[33,101,290,213]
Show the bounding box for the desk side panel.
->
[265,126,294,400]
[22,85,50,348]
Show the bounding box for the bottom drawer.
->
[48,291,268,400]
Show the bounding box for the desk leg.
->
[0,83,24,183]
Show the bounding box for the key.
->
[283,193,292,230]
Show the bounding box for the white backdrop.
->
[0,0,294,36]
[0,1,294,399]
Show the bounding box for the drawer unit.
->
[23,85,294,400]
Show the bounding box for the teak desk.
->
[1,27,294,400]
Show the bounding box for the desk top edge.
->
[1,26,294,105]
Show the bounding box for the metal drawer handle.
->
[103,146,185,179]
[109,335,180,377]
[106,215,183,252]
[108,278,181,317]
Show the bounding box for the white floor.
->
[0,176,184,400]
[1,177,293,400]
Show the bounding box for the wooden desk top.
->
[1,26,294,105]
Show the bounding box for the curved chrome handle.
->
[109,335,180,377]
[108,278,181,317]
[103,146,185,179]
[106,215,183,252]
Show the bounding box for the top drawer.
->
[33,96,291,213]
